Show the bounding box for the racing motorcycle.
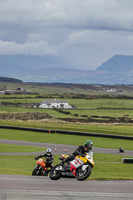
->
[49,152,94,181]
[32,158,51,176]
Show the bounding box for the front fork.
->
[36,165,42,175]
[36,164,48,175]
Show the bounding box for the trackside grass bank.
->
[0,143,45,153]
[1,119,133,137]
[0,128,133,150]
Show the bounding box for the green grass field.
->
[0,128,133,150]
[1,97,133,137]
[0,143,45,153]
[1,119,133,137]
[2,97,133,109]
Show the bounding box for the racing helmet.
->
[46,148,52,155]
[84,140,93,151]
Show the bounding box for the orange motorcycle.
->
[32,158,51,176]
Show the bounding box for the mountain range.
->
[0,54,133,84]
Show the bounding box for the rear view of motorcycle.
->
[32,158,51,176]
[49,152,94,181]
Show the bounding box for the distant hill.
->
[97,55,133,72]
[0,77,22,83]
[1,54,133,84]
[0,54,71,71]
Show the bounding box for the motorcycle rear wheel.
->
[49,164,62,180]
[76,166,92,181]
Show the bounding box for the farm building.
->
[39,99,72,109]
[0,87,31,94]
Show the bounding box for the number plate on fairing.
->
[70,158,83,168]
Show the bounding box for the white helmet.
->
[46,148,52,154]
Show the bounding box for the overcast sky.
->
[0,0,133,70]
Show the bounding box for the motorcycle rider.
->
[61,140,93,165]
[35,148,54,174]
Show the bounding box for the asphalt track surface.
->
[0,139,133,200]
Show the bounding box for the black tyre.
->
[49,164,62,180]
[32,168,41,176]
[32,168,37,175]
[76,166,92,181]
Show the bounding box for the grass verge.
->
[1,119,133,137]
[0,143,45,153]
[0,128,133,150]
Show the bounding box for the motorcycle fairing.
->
[70,163,76,176]
[70,158,83,168]
[82,164,88,171]
[70,158,83,176]
[37,159,46,168]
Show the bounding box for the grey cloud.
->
[1,0,133,31]
[0,0,133,69]
[0,39,57,55]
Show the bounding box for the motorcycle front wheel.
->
[76,166,92,181]
[32,167,41,176]
[49,164,62,180]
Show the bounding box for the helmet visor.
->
[86,144,93,150]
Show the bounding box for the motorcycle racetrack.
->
[0,139,133,200]
[0,175,133,200]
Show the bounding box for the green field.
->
[1,97,133,136]
[0,143,45,153]
[0,128,133,150]
[1,82,133,96]
[1,98,133,118]
[0,119,133,137]
[1,97,133,137]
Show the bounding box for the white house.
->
[39,99,72,109]
[107,89,116,93]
